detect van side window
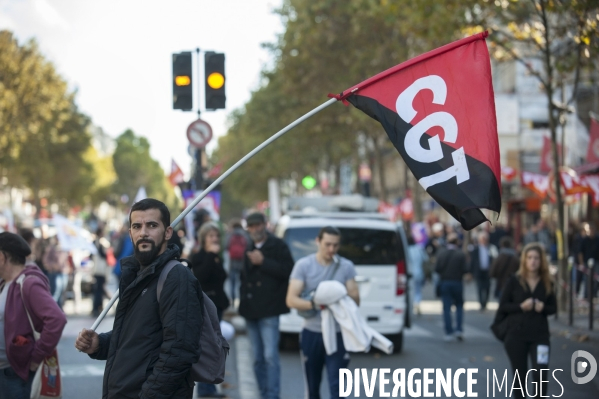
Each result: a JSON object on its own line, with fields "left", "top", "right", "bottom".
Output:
{"left": 284, "top": 227, "right": 403, "bottom": 265}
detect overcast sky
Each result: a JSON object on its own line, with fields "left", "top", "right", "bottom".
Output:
{"left": 0, "top": 0, "right": 284, "bottom": 177}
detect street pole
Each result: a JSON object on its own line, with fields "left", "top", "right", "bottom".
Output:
{"left": 90, "top": 97, "right": 339, "bottom": 331}
{"left": 194, "top": 48, "right": 203, "bottom": 191}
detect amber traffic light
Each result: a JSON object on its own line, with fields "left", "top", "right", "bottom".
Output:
{"left": 204, "top": 52, "right": 226, "bottom": 110}
{"left": 172, "top": 52, "right": 193, "bottom": 110}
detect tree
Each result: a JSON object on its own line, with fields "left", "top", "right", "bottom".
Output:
{"left": 112, "top": 129, "right": 179, "bottom": 212}
{"left": 213, "top": 0, "right": 475, "bottom": 207}
{"left": 0, "top": 30, "right": 100, "bottom": 213}
{"left": 468, "top": 0, "right": 599, "bottom": 311}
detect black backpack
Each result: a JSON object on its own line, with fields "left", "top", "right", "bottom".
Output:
{"left": 157, "top": 260, "right": 230, "bottom": 383}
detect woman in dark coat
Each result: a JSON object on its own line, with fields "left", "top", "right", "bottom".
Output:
{"left": 190, "top": 221, "right": 230, "bottom": 319}
{"left": 498, "top": 242, "right": 557, "bottom": 399}
{"left": 190, "top": 221, "right": 229, "bottom": 397}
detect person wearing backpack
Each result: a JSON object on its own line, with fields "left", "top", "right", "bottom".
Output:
{"left": 225, "top": 219, "right": 247, "bottom": 308}
{"left": 75, "top": 199, "right": 203, "bottom": 399}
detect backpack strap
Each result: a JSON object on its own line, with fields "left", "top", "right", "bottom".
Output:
{"left": 157, "top": 259, "right": 181, "bottom": 301}
{"left": 16, "top": 274, "right": 41, "bottom": 341}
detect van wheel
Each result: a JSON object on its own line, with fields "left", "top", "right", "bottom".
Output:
{"left": 389, "top": 332, "right": 403, "bottom": 354}
{"left": 279, "top": 333, "right": 299, "bottom": 351}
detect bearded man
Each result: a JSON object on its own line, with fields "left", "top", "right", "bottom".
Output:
{"left": 75, "top": 198, "right": 202, "bottom": 399}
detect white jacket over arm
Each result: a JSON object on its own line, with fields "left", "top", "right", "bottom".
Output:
{"left": 313, "top": 280, "right": 393, "bottom": 355}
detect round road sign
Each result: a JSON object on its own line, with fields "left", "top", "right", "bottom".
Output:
{"left": 187, "top": 118, "right": 213, "bottom": 149}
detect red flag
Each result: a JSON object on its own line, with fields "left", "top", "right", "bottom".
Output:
{"left": 398, "top": 198, "right": 414, "bottom": 221}
{"left": 521, "top": 172, "right": 549, "bottom": 198}
{"left": 540, "top": 135, "right": 562, "bottom": 173}
{"left": 587, "top": 116, "right": 599, "bottom": 163}
{"left": 501, "top": 166, "right": 518, "bottom": 181}
{"left": 206, "top": 162, "right": 224, "bottom": 178}
{"left": 583, "top": 174, "right": 599, "bottom": 206}
{"left": 335, "top": 32, "right": 500, "bottom": 230}
{"left": 560, "top": 170, "right": 593, "bottom": 196}
{"left": 168, "top": 159, "right": 184, "bottom": 187}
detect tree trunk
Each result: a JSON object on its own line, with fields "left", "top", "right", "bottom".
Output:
{"left": 372, "top": 135, "right": 388, "bottom": 201}
{"left": 541, "top": 1, "right": 568, "bottom": 313}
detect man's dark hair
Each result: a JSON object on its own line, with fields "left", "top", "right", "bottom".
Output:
{"left": 499, "top": 236, "right": 513, "bottom": 249}
{"left": 129, "top": 198, "right": 170, "bottom": 228}
{"left": 318, "top": 226, "right": 341, "bottom": 240}
{"left": 19, "top": 229, "right": 36, "bottom": 245}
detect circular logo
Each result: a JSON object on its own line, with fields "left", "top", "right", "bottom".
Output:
{"left": 571, "top": 350, "right": 598, "bottom": 384}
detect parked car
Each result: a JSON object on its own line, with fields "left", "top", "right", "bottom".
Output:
{"left": 274, "top": 211, "right": 410, "bottom": 353}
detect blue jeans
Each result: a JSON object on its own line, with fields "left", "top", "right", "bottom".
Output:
{"left": 228, "top": 262, "right": 242, "bottom": 305}
{"left": 246, "top": 316, "right": 281, "bottom": 399}
{"left": 440, "top": 281, "right": 463, "bottom": 335}
{"left": 300, "top": 330, "right": 350, "bottom": 399}
{"left": 0, "top": 367, "right": 34, "bottom": 399}
{"left": 51, "top": 272, "right": 69, "bottom": 308}
{"left": 476, "top": 271, "right": 490, "bottom": 310}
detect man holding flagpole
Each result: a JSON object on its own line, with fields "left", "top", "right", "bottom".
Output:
{"left": 75, "top": 199, "right": 203, "bottom": 399}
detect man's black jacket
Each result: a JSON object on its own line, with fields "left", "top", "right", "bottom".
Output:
{"left": 239, "top": 232, "right": 294, "bottom": 320}
{"left": 90, "top": 244, "right": 203, "bottom": 399}
{"left": 435, "top": 246, "right": 468, "bottom": 282}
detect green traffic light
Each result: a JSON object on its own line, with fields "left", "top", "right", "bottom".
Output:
{"left": 302, "top": 175, "right": 317, "bottom": 190}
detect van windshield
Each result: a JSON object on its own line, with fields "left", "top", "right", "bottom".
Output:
{"left": 283, "top": 227, "right": 402, "bottom": 265}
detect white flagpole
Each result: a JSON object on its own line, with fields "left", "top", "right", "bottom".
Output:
{"left": 89, "top": 97, "right": 338, "bottom": 331}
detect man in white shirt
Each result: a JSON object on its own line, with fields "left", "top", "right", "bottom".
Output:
{"left": 286, "top": 226, "right": 359, "bottom": 399}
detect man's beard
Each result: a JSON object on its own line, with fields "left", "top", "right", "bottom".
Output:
{"left": 250, "top": 229, "right": 266, "bottom": 243}
{"left": 134, "top": 238, "right": 163, "bottom": 266}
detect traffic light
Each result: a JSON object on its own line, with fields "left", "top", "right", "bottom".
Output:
{"left": 204, "top": 52, "right": 226, "bottom": 110}
{"left": 172, "top": 52, "right": 193, "bottom": 110}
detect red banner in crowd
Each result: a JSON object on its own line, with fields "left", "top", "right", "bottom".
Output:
{"left": 337, "top": 32, "right": 500, "bottom": 230}
{"left": 584, "top": 175, "right": 599, "bottom": 205}
{"left": 501, "top": 166, "right": 518, "bottom": 181}
{"left": 560, "top": 171, "right": 593, "bottom": 196}
{"left": 587, "top": 116, "right": 599, "bottom": 163}
{"left": 521, "top": 171, "right": 549, "bottom": 198}
{"left": 168, "top": 159, "right": 185, "bottom": 187}
{"left": 540, "top": 135, "right": 562, "bottom": 173}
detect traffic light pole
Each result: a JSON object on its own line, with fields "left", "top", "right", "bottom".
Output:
{"left": 194, "top": 47, "right": 203, "bottom": 191}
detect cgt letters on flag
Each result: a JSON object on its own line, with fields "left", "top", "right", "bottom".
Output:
{"left": 333, "top": 32, "right": 501, "bottom": 230}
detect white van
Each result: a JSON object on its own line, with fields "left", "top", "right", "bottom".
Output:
{"left": 275, "top": 211, "right": 410, "bottom": 353}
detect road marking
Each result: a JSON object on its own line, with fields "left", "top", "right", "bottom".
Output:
{"left": 60, "top": 363, "right": 106, "bottom": 377}
{"left": 404, "top": 324, "right": 434, "bottom": 337}
{"left": 236, "top": 335, "right": 260, "bottom": 399}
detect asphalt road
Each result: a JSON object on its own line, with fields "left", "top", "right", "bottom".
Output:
{"left": 56, "top": 281, "right": 599, "bottom": 399}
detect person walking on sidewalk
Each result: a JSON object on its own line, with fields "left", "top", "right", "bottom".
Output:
{"left": 0, "top": 232, "right": 67, "bottom": 399}
{"left": 469, "top": 231, "right": 497, "bottom": 312}
{"left": 239, "top": 212, "right": 294, "bottom": 399}
{"left": 499, "top": 243, "right": 556, "bottom": 399}
{"left": 225, "top": 219, "right": 248, "bottom": 308}
{"left": 286, "top": 226, "right": 359, "bottom": 399}
{"left": 75, "top": 198, "right": 203, "bottom": 399}
{"left": 490, "top": 237, "right": 519, "bottom": 300}
{"left": 190, "top": 221, "right": 229, "bottom": 398}
{"left": 435, "top": 233, "right": 469, "bottom": 342}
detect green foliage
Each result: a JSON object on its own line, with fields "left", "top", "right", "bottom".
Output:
{"left": 469, "top": 0, "right": 598, "bottom": 91}
{"left": 212, "top": 0, "right": 477, "bottom": 207}
{"left": 112, "top": 129, "right": 179, "bottom": 212}
{"left": 0, "top": 30, "right": 97, "bottom": 210}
